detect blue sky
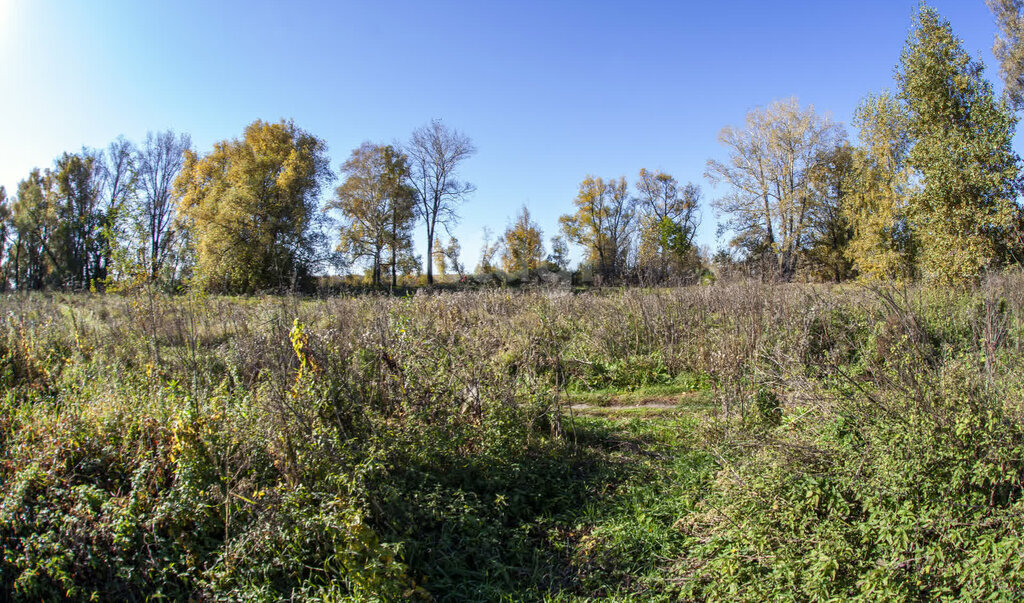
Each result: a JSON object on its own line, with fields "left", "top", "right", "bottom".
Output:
{"left": 0, "top": 0, "right": 1016, "bottom": 269}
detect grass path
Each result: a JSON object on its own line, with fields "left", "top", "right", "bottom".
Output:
{"left": 567, "top": 386, "right": 713, "bottom": 420}
{"left": 391, "top": 382, "right": 717, "bottom": 601}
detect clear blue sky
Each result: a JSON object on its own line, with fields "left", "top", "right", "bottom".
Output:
{"left": 0, "top": 0, "right": 1017, "bottom": 269}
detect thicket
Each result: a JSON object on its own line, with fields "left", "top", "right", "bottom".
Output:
{"left": 0, "top": 274, "right": 1023, "bottom": 600}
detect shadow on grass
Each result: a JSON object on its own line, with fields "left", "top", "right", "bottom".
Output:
{"left": 369, "top": 416, "right": 711, "bottom": 601}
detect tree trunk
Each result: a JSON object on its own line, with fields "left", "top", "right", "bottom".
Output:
{"left": 425, "top": 222, "right": 435, "bottom": 285}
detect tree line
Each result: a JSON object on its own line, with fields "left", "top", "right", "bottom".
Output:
{"left": 707, "top": 4, "right": 1024, "bottom": 283}
{"left": 1, "top": 3, "right": 1023, "bottom": 293}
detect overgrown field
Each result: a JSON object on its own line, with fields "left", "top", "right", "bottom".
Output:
{"left": 2, "top": 276, "right": 1024, "bottom": 601}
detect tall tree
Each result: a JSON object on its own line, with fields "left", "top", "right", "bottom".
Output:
{"left": 50, "top": 151, "right": 107, "bottom": 288}
{"left": 432, "top": 236, "right": 447, "bottom": 278}
{"left": 407, "top": 120, "right": 476, "bottom": 285}
{"left": 559, "top": 176, "right": 635, "bottom": 280}
{"left": 136, "top": 130, "right": 191, "bottom": 281}
{"left": 501, "top": 205, "right": 544, "bottom": 272}
{"left": 442, "top": 236, "right": 464, "bottom": 279}
{"left": 0, "top": 187, "right": 10, "bottom": 290}
{"left": 706, "top": 97, "right": 846, "bottom": 278}
{"left": 804, "top": 142, "right": 856, "bottom": 282}
{"left": 898, "top": 5, "right": 1022, "bottom": 280}
{"left": 174, "top": 119, "right": 332, "bottom": 293}
{"left": 329, "top": 143, "right": 416, "bottom": 288}
{"left": 95, "top": 137, "right": 139, "bottom": 286}
{"left": 9, "top": 170, "right": 54, "bottom": 289}
{"left": 634, "top": 170, "right": 701, "bottom": 281}
{"left": 988, "top": 0, "right": 1024, "bottom": 109}
{"left": 548, "top": 234, "right": 570, "bottom": 271}
{"left": 844, "top": 92, "right": 917, "bottom": 280}
{"left": 476, "top": 227, "right": 500, "bottom": 274}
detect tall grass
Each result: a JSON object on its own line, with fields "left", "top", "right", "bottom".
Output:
{"left": 1, "top": 275, "right": 1023, "bottom": 600}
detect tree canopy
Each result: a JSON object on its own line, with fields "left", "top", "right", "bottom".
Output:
{"left": 559, "top": 176, "right": 635, "bottom": 280}
{"left": 501, "top": 206, "right": 544, "bottom": 273}
{"left": 174, "top": 119, "right": 332, "bottom": 293}
{"left": 706, "top": 98, "right": 846, "bottom": 279}
{"left": 329, "top": 143, "right": 416, "bottom": 288}
{"left": 899, "top": 5, "right": 1022, "bottom": 280}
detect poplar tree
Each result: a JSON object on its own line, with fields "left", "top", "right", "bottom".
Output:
{"left": 136, "top": 131, "right": 191, "bottom": 281}
{"left": 634, "top": 170, "right": 701, "bottom": 281}
{"left": 407, "top": 120, "right": 476, "bottom": 285}
{"left": 706, "top": 98, "right": 845, "bottom": 279}
{"left": 844, "top": 92, "right": 917, "bottom": 280}
{"left": 898, "top": 5, "right": 1022, "bottom": 280}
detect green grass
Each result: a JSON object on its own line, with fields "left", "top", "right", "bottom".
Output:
{"left": 572, "top": 405, "right": 683, "bottom": 419}
{"left": 3, "top": 279, "right": 1024, "bottom": 600}
{"left": 370, "top": 414, "right": 712, "bottom": 601}
{"left": 567, "top": 372, "right": 711, "bottom": 405}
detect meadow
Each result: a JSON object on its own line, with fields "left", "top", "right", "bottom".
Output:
{"left": 2, "top": 276, "right": 1024, "bottom": 601}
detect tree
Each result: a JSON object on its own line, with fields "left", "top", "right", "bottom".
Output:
{"left": 634, "top": 170, "right": 701, "bottom": 281}
{"left": 501, "top": 205, "right": 544, "bottom": 272}
{"left": 136, "top": 130, "right": 191, "bottom": 281}
{"left": 50, "top": 151, "right": 108, "bottom": 289}
{"left": 898, "top": 5, "right": 1022, "bottom": 280}
{"left": 0, "top": 187, "right": 10, "bottom": 290}
{"left": 9, "top": 170, "right": 54, "bottom": 289}
{"left": 407, "top": 120, "right": 476, "bottom": 285}
{"left": 706, "top": 98, "right": 846, "bottom": 279}
{"left": 803, "top": 142, "right": 856, "bottom": 282}
{"left": 635, "top": 170, "right": 701, "bottom": 240}
{"left": 329, "top": 143, "right": 416, "bottom": 288}
{"left": 476, "top": 227, "right": 500, "bottom": 274}
{"left": 844, "top": 92, "right": 917, "bottom": 280}
{"left": 174, "top": 119, "right": 332, "bottom": 293}
{"left": 559, "top": 176, "right": 635, "bottom": 280}
{"left": 988, "top": 0, "right": 1024, "bottom": 109}
{"left": 432, "top": 236, "right": 447, "bottom": 278}
{"left": 96, "top": 137, "right": 139, "bottom": 286}
{"left": 548, "top": 234, "right": 570, "bottom": 270}
{"left": 443, "top": 236, "right": 464, "bottom": 279}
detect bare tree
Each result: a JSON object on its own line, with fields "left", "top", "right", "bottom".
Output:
{"left": 98, "top": 137, "right": 139, "bottom": 282}
{"left": 406, "top": 119, "right": 476, "bottom": 285}
{"left": 706, "top": 98, "right": 845, "bottom": 278}
{"left": 137, "top": 130, "right": 191, "bottom": 279}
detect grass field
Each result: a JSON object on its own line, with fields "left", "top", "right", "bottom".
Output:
{"left": 2, "top": 277, "right": 1024, "bottom": 600}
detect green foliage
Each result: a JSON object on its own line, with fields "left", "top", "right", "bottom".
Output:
{"left": 634, "top": 170, "right": 702, "bottom": 283}
{"left": 2, "top": 275, "right": 1024, "bottom": 600}
{"left": 574, "top": 353, "right": 674, "bottom": 391}
{"left": 754, "top": 388, "right": 781, "bottom": 426}
{"left": 898, "top": 5, "right": 1023, "bottom": 281}
{"left": 846, "top": 92, "right": 917, "bottom": 280}
{"left": 6, "top": 149, "right": 125, "bottom": 291}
